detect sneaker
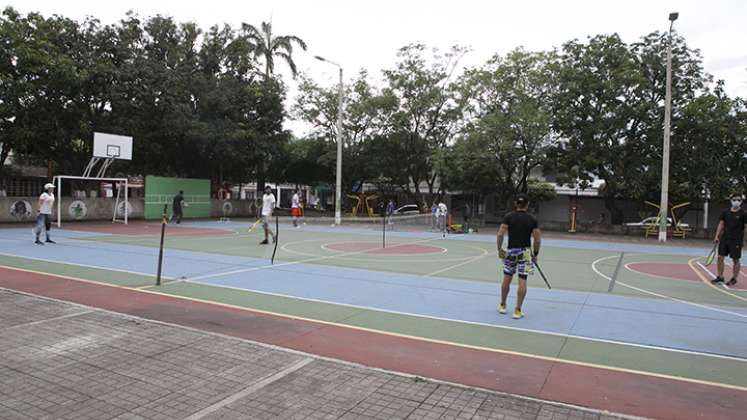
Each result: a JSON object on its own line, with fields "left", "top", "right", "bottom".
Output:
{"left": 727, "top": 278, "right": 738, "bottom": 286}
{"left": 35, "top": 240, "right": 44, "bottom": 245}
{"left": 711, "top": 277, "right": 725, "bottom": 284}
{"left": 45, "top": 239, "right": 56, "bottom": 244}
{"left": 259, "top": 239, "right": 269, "bottom": 245}
{"left": 498, "top": 304, "right": 506, "bottom": 314}
{"left": 512, "top": 309, "right": 524, "bottom": 319}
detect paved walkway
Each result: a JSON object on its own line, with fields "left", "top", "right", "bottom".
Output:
{"left": 0, "top": 289, "right": 632, "bottom": 420}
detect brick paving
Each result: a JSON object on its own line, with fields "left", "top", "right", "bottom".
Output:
{"left": 0, "top": 289, "right": 636, "bottom": 420}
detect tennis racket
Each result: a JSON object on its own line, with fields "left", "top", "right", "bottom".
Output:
{"left": 705, "top": 243, "right": 717, "bottom": 266}
{"left": 247, "top": 219, "right": 262, "bottom": 233}
{"left": 534, "top": 260, "right": 552, "bottom": 289}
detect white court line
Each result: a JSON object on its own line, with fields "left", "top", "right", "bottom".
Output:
{"left": 0, "top": 251, "right": 171, "bottom": 281}
{"left": 592, "top": 255, "right": 747, "bottom": 319}
{"left": 181, "top": 276, "right": 747, "bottom": 363}
{"left": 424, "top": 249, "right": 491, "bottom": 277}
{"left": 188, "top": 235, "right": 445, "bottom": 281}
{"left": 696, "top": 262, "right": 747, "bottom": 301}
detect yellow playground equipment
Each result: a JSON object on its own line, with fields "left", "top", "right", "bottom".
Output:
{"left": 347, "top": 192, "right": 379, "bottom": 217}
{"left": 643, "top": 201, "right": 692, "bottom": 239}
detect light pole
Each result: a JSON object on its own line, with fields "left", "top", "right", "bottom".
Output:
{"left": 315, "top": 55, "right": 344, "bottom": 225}
{"left": 658, "top": 12, "right": 678, "bottom": 242}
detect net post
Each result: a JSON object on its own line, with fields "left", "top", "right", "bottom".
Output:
{"left": 56, "top": 176, "right": 62, "bottom": 228}
{"left": 156, "top": 204, "right": 168, "bottom": 286}
{"left": 124, "top": 180, "right": 129, "bottom": 225}
{"left": 271, "top": 213, "right": 279, "bottom": 265}
{"left": 382, "top": 213, "right": 386, "bottom": 249}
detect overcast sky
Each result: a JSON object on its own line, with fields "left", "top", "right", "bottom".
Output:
{"left": 10, "top": 0, "right": 747, "bottom": 135}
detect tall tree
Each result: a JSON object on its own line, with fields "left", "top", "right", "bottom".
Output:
{"left": 241, "top": 21, "right": 307, "bottom": 81}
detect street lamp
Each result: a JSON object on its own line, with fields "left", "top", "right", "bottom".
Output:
{"left": 315, "top": 55, "right": 344, "bottom": 225}
{"left": 658, "top": 12, "right": 678, "bottom": 242}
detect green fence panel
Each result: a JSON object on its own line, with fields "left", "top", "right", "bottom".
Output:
{"left": 144, "top": 176, "right": 210, "bottom": 219}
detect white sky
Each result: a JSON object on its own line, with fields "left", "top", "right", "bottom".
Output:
{"left": 10, "top": 0, "right": 747, "bottom": 136}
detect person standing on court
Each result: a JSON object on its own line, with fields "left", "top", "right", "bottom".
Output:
{"left": 386, "top": 199, "right": 395, "bottom": 228}
{"left": 711, "top": 193, "right": 746, "bottom": 286}
{"left": 33, "top": 183, "right": 56, "bottom": 245}
{"left": 260, "top": 185, "right": 277, "bottom": 244}
{"left": 291, "top": 189, "right": 302, "bottom": 228}
{"left": 496, "top": 193, "right": 541, "bottom": 319}
{"left": 171, "top": 190, "right": 185, "bottom": 224}
{"left": 437, "top": 200, "right": 448, "bottom": 232}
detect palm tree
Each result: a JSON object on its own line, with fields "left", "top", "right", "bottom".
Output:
{"left": 241, "top": 21, "right": 307, "bottom": 81}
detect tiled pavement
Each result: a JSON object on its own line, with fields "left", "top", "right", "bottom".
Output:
{"left": 0, "top": 289, "right": 635, "bottom": 420}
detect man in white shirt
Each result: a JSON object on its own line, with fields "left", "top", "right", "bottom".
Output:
{"left": 437, "top": 200, "right": 448, "bottom": 232}
{"left": 291, "top": 189, "right": 301, "bottom": 228}
{"left": 34, "top": 183, "right": 56, "bottom": 245}
{"left": 260, "top": 185, "right": 277, "bottom": 244}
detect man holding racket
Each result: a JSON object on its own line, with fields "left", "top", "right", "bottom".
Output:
{"left": 496, "top": 194, "right": 541, "bottom": 319}
{"left": 260, "top": 185, "right": 277, "bottom": 245}
{"left": 711, "top": 193, "right": 746, "bottom": 286}
{"left": 291, "top": 189, "right": 301, "bottom": 228}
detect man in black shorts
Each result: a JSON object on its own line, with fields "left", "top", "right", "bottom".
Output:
{"left": 171, "top": 190, "right": 185, "bottom": 224}
{"left": 712, "top": 193, "right": 746, "bottom": 286}
{"left": 496, "top": 194, "right": 541, "bottom": 319}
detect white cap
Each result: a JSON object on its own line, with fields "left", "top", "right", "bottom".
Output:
{"left": 44, "top": 183, "right": 56, "bottom": 189}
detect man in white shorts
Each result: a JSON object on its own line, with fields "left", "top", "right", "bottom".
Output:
{"left": 437, "top": 200, "right": 448, "bottom": 232}
{"left": 34, "top": 183, "right": 56, "bottom": 245}
{"left": 260, "top": 185, "right": 277, "bottom": 244}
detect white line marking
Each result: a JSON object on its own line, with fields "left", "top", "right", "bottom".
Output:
{"left": 696, "top": 262, "right": 747, "bottom": 302}
{"left": 0, "top": 251, "right": 170, "bottom": 281}
{"left": 592, "top": 255, "right": 747, "bottom": 319}
{"left": 182, "top": 277, "right": 747, "bottom": 362}
{"left": 188, "top": 235, "right": 445, "bottom": 281}
{"left": 184, "top": 358, "right": 314, "bottom": 420}
{"left": 424, "top": 249, "right": 491, "bottom": 277}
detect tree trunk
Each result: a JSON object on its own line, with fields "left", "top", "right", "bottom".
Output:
{"left": 604, "top": 197, "right": 624, "bottom": 225}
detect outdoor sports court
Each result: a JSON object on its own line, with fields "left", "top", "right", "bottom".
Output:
{"left": 1, "top": 217, "right": 746, "bottom": 420}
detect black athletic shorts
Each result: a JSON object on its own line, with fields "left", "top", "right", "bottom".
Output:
{"left": 718, "top": 240, "right": 742, "bottom": 260}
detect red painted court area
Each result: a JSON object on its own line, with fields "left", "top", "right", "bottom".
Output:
{"left": 324, "top": 241, "right": 446, "bottom": 255}
{"left": 629, "top": 262, "right": 747, "bottom": 290}
{"left": 1, "top": 266, "right": 745, "bottom": 420}
{"left": 62, "top": 220, "right": 234, "bottom": 237}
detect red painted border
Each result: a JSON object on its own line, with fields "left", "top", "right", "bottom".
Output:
{"left": 0, "top": 267, "right": 744, "bottom": 420}
{"left": 59, "top": 221, "right": 233, "bottom": 237}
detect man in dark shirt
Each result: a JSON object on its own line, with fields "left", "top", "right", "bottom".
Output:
{"left": 712, "top": 193, "right": 746, "bottom": 286}
{"left": 496, "top": 194, "right": 541, "bottom": 319}
{"left": 171, "top": 190, "right": 185, "bottom": 224}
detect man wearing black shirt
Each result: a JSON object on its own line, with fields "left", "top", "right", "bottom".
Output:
{"left": 712, "top": 194, "right": 746, "bottom": 286}
{"left": 171, "top": 190, "right": 185, "bottom": 224}
{"left": 496, "top": 194, "right": 541, "bottom": 319}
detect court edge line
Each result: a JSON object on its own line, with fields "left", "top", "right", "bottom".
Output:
{"left": 691, "top": 260, "right": 747, "bottom": 303}
{"left": 178, "top": 276, "right": 747, "bottom": 362}
{"left": 591, "top": 255, "right": 747, "bottom": 319}
{"left": 0, "top": 251, "right": 172, "bottom": 282}
{"left": 188, "top": 235, "right": 446, "bottom": 281}
{"left": 1, "top": 264, "right": 746, "bottom": 393}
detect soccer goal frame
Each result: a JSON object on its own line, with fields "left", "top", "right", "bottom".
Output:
{"left": 52, "top": 175, "right": 129, "bottom": 227}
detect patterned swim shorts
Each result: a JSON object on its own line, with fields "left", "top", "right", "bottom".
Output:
{"left": 503, "top": 248, "right": 533, "bottom": 277}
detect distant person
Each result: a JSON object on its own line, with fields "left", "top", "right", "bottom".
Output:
{"left": 260, "top": 185, "right": 277, "bottom": 245}
{"left": 171, "top": 190, "right": 185, "bottom": 224}
{"left": 712, "top": 193, "right": 745, "bottom": 286}
{"left": 291, "top": 189, "right": 302, "bottom": 228}
{"left": 33, "top": 183, "right": 56, "bottom": 245}
{"left": 496, "top": 194, "right": 541, "bottom": 319}
{"left": 386, "top": 199, "right": 395, "bottom": 228}
{"left": 437, "top": 200, "right": 448, "bottom": 232}
{"left": 598, "top": 212, "right": 606, "bottom": 224}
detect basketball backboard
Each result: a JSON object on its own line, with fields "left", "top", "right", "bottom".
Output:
{"left": 93, "top": 132, "right": 133, "bottom": 160}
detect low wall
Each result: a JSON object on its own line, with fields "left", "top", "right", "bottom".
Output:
{"left": 1, "top": 197, "right": 145, "bottom": 223}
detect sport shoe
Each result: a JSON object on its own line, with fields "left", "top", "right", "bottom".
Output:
{"left": 727, "top": 278, "right": 738, "bottom": 286}
{"left": 45, "top": 239, "right": 56, "bottom": 244}
{"left": 498, "top": 304, "right": 506, "bottom": 314}
{"left": 259, "top": 239, "right": 269, "bottom": 245}
{"left": 512, "top": 309, "right": 524, "bottom": 319}
{"left": 35, "top": 240, "right": 44, "bottom": 245}
{"left": 711, "top": 277, "right": 725, "bottom": 284}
